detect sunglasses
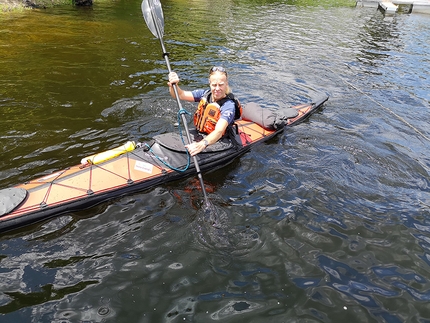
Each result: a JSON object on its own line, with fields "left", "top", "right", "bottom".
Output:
{"left": 209, "top": 66, "right": 227, "bottom": 75}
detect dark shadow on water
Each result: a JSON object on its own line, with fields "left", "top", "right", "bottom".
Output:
{"left": 192, "top": 197, "right": 261, "bottom": 259}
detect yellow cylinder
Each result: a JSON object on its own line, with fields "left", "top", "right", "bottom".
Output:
{"left": 81, "top": 141, "right": 136, "bottom": 165}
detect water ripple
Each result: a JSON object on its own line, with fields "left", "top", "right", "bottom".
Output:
{"left": 1, "top": 2, "right": 430, "bottom": 323}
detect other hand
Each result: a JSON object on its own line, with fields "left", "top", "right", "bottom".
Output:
{"left": 185, "top": 141, "right": 206, "bottom": 156}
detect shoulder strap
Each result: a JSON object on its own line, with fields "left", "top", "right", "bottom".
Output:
{"left": 224, "top": 93, "right": 242, "bottom": 120}
{"left": 202, "top": 90, "right": 212, "bottom": 102}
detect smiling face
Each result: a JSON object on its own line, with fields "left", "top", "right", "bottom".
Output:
{"left": 209, "top": 71, "right": 228, "bottom": 102}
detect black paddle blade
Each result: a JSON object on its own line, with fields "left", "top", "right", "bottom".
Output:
{"left": 141, "top": 0, "right": 164, "bottom": 39}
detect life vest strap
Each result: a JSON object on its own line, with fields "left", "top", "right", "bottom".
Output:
{"left": 194, "top": 91, "right": 243, "bottom": 134}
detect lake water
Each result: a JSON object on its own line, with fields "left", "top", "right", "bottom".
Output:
{"left": 0, "top": 0, "right": 429, "bottom": 322}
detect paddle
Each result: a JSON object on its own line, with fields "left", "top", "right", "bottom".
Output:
{"left": 141, "top": 0, "right": 210, "bottom": 208}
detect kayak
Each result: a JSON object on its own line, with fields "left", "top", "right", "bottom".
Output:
{"left": 0, "top": 96, "right": 328, "bottom": 233}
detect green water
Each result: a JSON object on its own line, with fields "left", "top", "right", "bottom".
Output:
{"left": 1, "top": 1, "right": 430, "bottom": 322}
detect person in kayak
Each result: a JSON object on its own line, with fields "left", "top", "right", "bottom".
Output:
{"left": 168, "top": 66, "right": 241, "bottom": 156}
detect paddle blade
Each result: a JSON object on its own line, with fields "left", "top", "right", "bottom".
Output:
{"left": 141, "top": 0, "right": 164, "bottom": 39}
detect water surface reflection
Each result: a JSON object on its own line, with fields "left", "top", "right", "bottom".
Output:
{"left": 1, "top": 1, "right": 430, "bottom": 322}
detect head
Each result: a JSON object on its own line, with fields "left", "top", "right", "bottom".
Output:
{"left": 208, "top": 66, "right": 231, "bottom": 101}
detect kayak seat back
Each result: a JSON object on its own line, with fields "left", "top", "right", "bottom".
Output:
{"left": 242, "top": 102, "right": 299, "bottom": 130}
{"left": 0, "top": 187, "right": 28, "bottom": 217}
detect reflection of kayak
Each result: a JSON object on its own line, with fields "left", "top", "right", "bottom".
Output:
{"left": 0, "top": 96, "right": 328, "bottom": 232}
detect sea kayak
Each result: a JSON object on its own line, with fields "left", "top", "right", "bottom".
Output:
{"left": 0, "top": 96, "right": 328, "bottom": 233}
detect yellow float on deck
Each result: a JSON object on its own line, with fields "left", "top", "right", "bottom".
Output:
{"left": 80, "top": 141, "right": 136, "bottom": 165}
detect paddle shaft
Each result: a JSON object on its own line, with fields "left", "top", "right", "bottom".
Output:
{"left": 147, "top": 0, "right": 209, "bottom": 205}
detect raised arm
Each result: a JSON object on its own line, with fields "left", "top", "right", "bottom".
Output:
{"left": 167, "top": 72, "right": 195, "bottom": 102}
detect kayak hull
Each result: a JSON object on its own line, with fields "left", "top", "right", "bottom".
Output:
{"left": 0, "top": 96, "right": 328, "bottom": 232}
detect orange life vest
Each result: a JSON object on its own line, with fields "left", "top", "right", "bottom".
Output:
{"left": 193, "top": 91, "right": 242, "bottom": 134}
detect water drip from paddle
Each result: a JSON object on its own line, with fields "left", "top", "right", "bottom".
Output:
{"left": 193, "top": 201, "right": 262, "bottom": 257}
{"left": 196, "top": 200, "right": 233, "bottom": 249}
{"left": 203, "top": 199, "right": 220, "bottom": 227}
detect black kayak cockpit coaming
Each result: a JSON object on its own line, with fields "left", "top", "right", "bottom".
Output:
{"left": 153, "top": 129, "right": 236, "bottom": 153}
{"left": 139, "top": 141, "right": 189, "bottom": 172}
{"left": 133, "top": 129, "right": 242, "bottom": 173}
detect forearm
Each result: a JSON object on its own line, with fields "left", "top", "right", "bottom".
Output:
{"left": 169, "top": 84, "right": 182, "bottom": 99}
{"left": 204, "top": 128, "right": 223, "bottom": 146}
{"left": 204, "top": 119, "right": 228, "bottom": 146}
{"left": 189, "top": 130, "right": 221, "bottom": 153}
{"left": 169, "top": 84, "right": 195, "bottom": 102}
{"left": 185, "top": 119, "right": 228, "bottom": 156}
